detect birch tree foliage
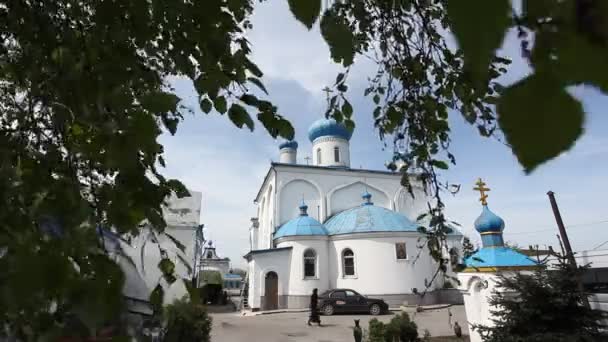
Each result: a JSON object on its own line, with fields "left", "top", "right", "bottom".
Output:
{"left": 0, "top": 0, "right": 292, "bottom": 338}
{"left": 287, "top": 0, "right": 608, "bottom": 289}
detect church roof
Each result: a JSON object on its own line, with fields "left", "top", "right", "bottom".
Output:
{"left": 278, "top": 140, "right": 298, "bottom": 150}
{"left": 308, "top": 118, "right": 353, "bottom": 142}
{"left": 274, "top": 200, "right": 329, "bottom": 239}
{"left": 324, "top": 193, "right": 420, "bottom": 235}
{"left": 463, "top": 247, "right": 538, "bottom": 269}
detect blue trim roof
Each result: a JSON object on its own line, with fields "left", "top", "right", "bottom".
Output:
{"left": 324, "top": 204, "right": 420, "bottom": 235}
{"left": 308, "top": 118, "right": 353, "bottom": 142}
{"left": 279, "top": 140, "right": 298, "bottom": 150}
{"left": 464, "top": 247, "right": 537, "bottom": 268}
{"left": 224, "top": 274, "right": 242, "bottom": 279}
{"left": 274, "top": 215, "right": 328, "bottom": 239}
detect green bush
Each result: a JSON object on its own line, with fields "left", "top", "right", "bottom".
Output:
{"left": 162, "top": 297, "right": 212, "bottom": 342}
{"left": 386, "top": 313, "right": 419, "bottom": 342}
{"left": 368, "top": 318, "right": 386, "bottom": 342}
{"left": 367, "top": 313, "right": 419, "bottom": 342}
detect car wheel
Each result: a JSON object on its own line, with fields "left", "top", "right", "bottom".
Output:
{"left": 322, "top": 304, "right": 334, "bottom": 316}
{"left": 369, "top": 303, "right": 381, "bottom": 316}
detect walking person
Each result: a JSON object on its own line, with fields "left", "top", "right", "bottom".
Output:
{"left": 307, "top": 288, "right": 322, "bottom": 326}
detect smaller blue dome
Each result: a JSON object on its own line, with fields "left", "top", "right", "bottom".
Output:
{"left": 362, "top": 191, "right": 373, "bottom": 205}
{"left": 279, "top": 140, "right": 298, "bottom": 150}
{"left": 474, "top": 205, "right": 505, "bottom": 234}
{"left": 308, "top": 118, "right": 353, "bottom": 142}
{"left": 274, "top": 201, "right": 328, "bottom": 239}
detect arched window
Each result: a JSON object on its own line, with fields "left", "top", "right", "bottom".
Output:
{"left": 316, "top": 148, "right": 322, "bottom": 164}
{"left": 334, "top": 146, "right": 340, "bottom": 162}
{"left": 304, "top": 249, "right": 317, "bottom": 278}
{"left": 342, "top": 249, "right": 355, "bottom": 276}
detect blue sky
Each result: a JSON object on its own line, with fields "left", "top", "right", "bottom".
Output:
{"left": 160, "top": 1, "right": 608, "bottom": 268}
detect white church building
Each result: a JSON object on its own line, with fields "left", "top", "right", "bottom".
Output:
{"left": 244, "top": 118, "right": 463, "bottom": 310}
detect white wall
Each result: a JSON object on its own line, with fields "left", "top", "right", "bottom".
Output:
{"left": 329, "top": 234, "right": 438, "bottom": 295}
{"left": 458, "top": 271, "right": 531, "bottom": 342}
{"left": 274, "top": 165, "right": 429, "bottom": 227}
{"left": 312, "top": 137, "right": 350, "bottom": 167}
{"left": 247, "top": 249, "right": 292, "bottom": 309}
{"left": 162, "top": 191, "right": 202, "bottom": 227}
{"left": 278, "top": 179, "right": 322, "bottom": 225}
{"left": 279, "top": 148, "right": 297, "bottom": 164}
{"left": 126, "top": 226, "right": 195, "bottom": 304}
{"left": 252, "top": 164, "right": 431, "bottom": 258}
{"left": 329, "top": 182, "right": 389, "bottom": 216}
{"left": 276, "top": 238, "right": 330, "bottom": 295}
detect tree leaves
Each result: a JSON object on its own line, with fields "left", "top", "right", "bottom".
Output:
{"left": 150, "top": 284, "right": 164, "bottom": 313}
{"left": 228, "top": 103, "right": 254, "bottom": 131}
{"left": 320, "top": 10, "right": 356, "bottom": 66}
{"left": 497, "top": 74, "right": 584, "bottom": 173}
{"left": 447, "top": 0, "right": 511, "bottom": 90}
{"left": 535, "top": 32, "right": 608, "bottom": 93}
{"left": 257, "top": 111, "right": 295, "bottom": 140}
{"left": 248, "top": 77, "right": 268, "bottom": 95}
{"left": 140, "top": 92, "right": 181, "bottom": 115}
{"left": 200, "top": 98, "right": 213, "bottom": 114}
{"left": 287, "top": 0, "right": 322, "bottom": 29}
{"left": 214, "top": 96, "right": 228, "bottom": 114}
{"left": 158, "top": 258, "right": 177, "bottom": 284}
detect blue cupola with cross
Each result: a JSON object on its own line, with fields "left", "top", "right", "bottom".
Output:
{"left": 273, "top": 199, "right": 328, "bottom": 240}
{"left": 462, "top": 179, "right": 537, "bottom": 271}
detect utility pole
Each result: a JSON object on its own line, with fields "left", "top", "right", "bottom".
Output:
{"left": 547, "top": 191, "right": 589, "bottom": 307}
{"left": 547, "top": 191, "right": 576, "bottom": 266}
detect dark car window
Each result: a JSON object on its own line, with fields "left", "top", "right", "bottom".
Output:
{"left": 331, "top": 291, "right": 346, "bottom": 299}
{"left": 345, "top": 290, "right": 358, "bottom": 297}
{"left": 320, "top": 290, "right": 332, "bottom": 297}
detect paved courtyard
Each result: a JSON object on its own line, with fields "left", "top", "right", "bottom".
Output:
{"left": 210, "top": 305, "right": 469, "bottom": 342}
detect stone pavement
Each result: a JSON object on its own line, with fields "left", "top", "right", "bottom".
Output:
{"left": 210, "top": 305, "right": 469, "bottom": 342}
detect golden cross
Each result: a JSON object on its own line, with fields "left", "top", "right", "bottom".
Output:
{"left": 473, "top": 178, "right": 490, "bottom": 206}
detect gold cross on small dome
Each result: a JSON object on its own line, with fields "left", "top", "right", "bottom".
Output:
{"left": 474, "top": 178, "right": 490, "bottom": 205}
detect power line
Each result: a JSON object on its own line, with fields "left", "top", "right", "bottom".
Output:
{"left": 504, "top": 219, "right": 608, "bottom": 236}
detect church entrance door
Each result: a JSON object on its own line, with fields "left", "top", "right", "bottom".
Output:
{"left": 264, "top": 271, "right": 279, "bottom": 310}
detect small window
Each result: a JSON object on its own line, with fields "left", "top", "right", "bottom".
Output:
{"left": 395, "top": 242, "right": 407, "bottom": 260}
{"left": 342, "top": 249, "right": 355, "bottom": 276}
{"left": 316, "top": 148, "right": 322, "bottom": 164}
{"left": 334, "top": 146, "right": 340, "bottom": 162}
{"left": 345, "top": 290, "right": 358, "bottom": 297}
{"left": 332, "top": 291, "right": 346, "bottom": 299}
{"left": 304, "top": 249, "right": 316, "bottom": 278}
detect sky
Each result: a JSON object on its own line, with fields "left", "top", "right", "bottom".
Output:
{"left": 159, "top": 1, "right": 608, "bottom": 269}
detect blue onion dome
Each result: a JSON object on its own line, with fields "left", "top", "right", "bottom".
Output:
{"left": 279, "top": 140, "right": 298, "bottom": 150}
{"left": 308, "top": 118, "right": 353, "bottom": 142}
{"left": 324, "top": 192, "right": 418, "bottom": 235}
{"left": 362, "top": 190, "right": 373, "bottom": 205}
{"left": 274, "top": 200, "right": 328, "bottom": 239}
{"left": 474, "top": 205, "right": 505, "bottom": 234}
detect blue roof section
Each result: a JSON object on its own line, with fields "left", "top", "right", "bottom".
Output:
{"left": 224, "top": 273, "right": 242, "bottom": 279}
{"left": 464, "top": 247, "right": 537, "bottom": 269}
{"left": 474, "top": 205, "right": 505, "bottom": 234}
{"left": 308, "top": 118, "right": 353, "bottom": 142}
{"left": 279, "top": 140, "right": 298, "bottom": 150}
{"left": 324, "top": 204, "right": 420, "bottom": 235}
{"left": 274, "top": 215, "right": 329, "bottom": 239}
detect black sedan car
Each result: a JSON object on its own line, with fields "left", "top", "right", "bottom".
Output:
{"left": 318, "top": 289, "right": 388, "bottom": 316}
